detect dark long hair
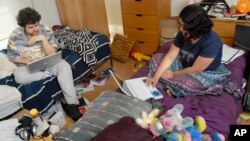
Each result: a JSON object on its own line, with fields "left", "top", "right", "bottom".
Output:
{"left": 179, "top": 4, "right": 213, "bottom": 39}
{"left": 17, "top": 7, "right": 41, "bottom": 27}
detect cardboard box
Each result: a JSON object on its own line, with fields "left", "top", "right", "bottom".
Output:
{"left": 160, "top": 19, "right": 178, "bottom": 46}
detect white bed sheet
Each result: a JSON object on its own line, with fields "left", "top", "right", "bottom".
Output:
{"left": 0, "top": 85, "right": 22, "bottom": 119}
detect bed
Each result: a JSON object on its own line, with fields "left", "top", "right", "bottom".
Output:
{"left": 55, "top": 41, "right": 249, "bottom": 141}
{"left": 132, "top": 40, "right": 249, "bottom": 138}
{"left": 0, "top": 31, "right": 111, "bottom": 119}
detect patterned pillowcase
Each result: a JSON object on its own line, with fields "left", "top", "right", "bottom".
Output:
{"left": 54, "top": 28, "right": 98, "bottom": 66}
{"left": 111, "top": 34, "right": 135, "bottom": 63}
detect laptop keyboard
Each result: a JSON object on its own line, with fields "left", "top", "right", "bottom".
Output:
{"left": 128, "top": 79, "right": 151, "bottom": 100}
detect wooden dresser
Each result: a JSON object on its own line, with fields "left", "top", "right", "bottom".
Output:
{"left": 120, "top": 0, "right": 170, "bottom": 55}
{"left": 211, "top": 18, "right": 250, "bottom": 46}
{"left": 56, "top": 0, "right": 109, "bottom": 37}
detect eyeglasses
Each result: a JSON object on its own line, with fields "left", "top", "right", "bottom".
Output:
{"left": 26, "top": 23, "right": 40, "bottom": 30}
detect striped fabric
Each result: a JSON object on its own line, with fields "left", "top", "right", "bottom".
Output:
{"left": 111, "top": 34, "right": 135, "bottom": 63}
{"left": 56, "top": 90, "right": 152, "bottom": 141}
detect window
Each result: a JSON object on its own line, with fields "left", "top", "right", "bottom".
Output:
{"left": 0, "top": 0, "right": 32, "bottom": 50}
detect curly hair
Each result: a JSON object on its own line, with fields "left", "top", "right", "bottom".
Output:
{"left": 179, "top": 4, "right": 213, "bottom": 39}
{"left": 17, "top": 7, "right": 41, "bottom": 27}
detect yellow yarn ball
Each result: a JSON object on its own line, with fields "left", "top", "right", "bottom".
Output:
{"left": 194, "top": 116, "right": 207, "bottom": 132}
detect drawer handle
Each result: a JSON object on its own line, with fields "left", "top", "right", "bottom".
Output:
{"left": 138, "top": 41, "right": 144, "bottom": 44}
{"left": 135, "top": 0, "right": 141, "bottom": 2}
{"left": 136, "top": 14, "right": 143, "bottom": 17}
{"left": 137, "top": 28, "right": 144, "bottom": 30}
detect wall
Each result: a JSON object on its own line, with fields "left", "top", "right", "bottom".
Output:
{"left": 32, "top": 0, "right": 61, "bottom": 27}
{"left": 171, "top": 0, "right": 187, "bottom": 17}
{"left": 0, "top": 0, "right": 61, "bottom": 50}
{"left": 104, "top": 0, "right": 124, "bottom": 40}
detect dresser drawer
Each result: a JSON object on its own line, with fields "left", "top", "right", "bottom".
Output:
{"left": 220, "top": 37, "right": 233, "bottom": 46}
{"left": 122, "top": 14, "right": 158, "bottom": 29}
{"left": 124, "top": 27, "right": 158, "bottom": 43}
{"left": 121, "top": 0, "right": 157, "bottom": 15}
{"left": 212, "top": 20, "right": 236, "bottom": 38}
{"left": 132, "top": 42, "right": 159, "bottom": 55}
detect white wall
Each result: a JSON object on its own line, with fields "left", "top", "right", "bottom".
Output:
{"left": 171, "top": 0, "right": 187, "bottom": 17}
{"left": 0, "top": 0, "right": 61, "bottom": 50}
{"left": 32, "top": 0, "right": 61, "bottom": 27}
{"left": 105, "top": 0, "right": 124, "bottom": 40}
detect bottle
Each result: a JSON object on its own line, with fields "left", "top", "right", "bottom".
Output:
{"left": 29, "top": 108, "right": 43, "bottom": 127}
{"left": 29, "top": 108, "right": 50, "bottom": 136}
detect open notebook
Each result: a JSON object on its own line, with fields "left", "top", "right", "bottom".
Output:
{"left": 109, "top": 69, "right": 163, "bottom": 101}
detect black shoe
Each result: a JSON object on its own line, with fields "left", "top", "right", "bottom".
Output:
{"left": 62, "top": 103, "right": 83, "bottom": 121}
{"left": 78, "top": 97, "right": 87, "bottom": 107}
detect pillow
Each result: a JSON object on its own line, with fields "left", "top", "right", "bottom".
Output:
{"left": 54, "top": 28, "right": 98, "bottom": 66}
{"left": 90, "top": 116, "right": 164, "bottom": 141}
{"left": 0, "top": 85, "right": 21, "bottom": 105}
{"left": 111, "top": 34, "right": 135, "bottom": 63}
{"left": 0, "top": 52, "right": 17, "bottom": 79}
{"left": 57, "top": 90, "right": 152, "bottom": 141}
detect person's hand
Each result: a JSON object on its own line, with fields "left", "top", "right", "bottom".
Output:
{"left": 27, "top": 35, "right": 46, "bottom": 46}
{"left": 146, "top": 76, "right": 159, "bottom": 87}
{"left": 162, "top": 70, "right": 174, "bottom": 79}
{"left": 26, "top": 58, "right": 35, "bottom": 64}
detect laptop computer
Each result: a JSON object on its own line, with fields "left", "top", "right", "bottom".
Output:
{"left": 109, "top": 69, "right": 163, "bottom": 101}
{"left": 27, "top": 51, "right": 62, "bottom": 73}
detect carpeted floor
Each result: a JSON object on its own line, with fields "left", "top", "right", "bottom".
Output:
{"left": 81, "top": 57, "right": 143, "bottom": 102}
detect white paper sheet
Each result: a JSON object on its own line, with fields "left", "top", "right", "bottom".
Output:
{"left": 221, "top": 44, "right": 245, "bottom": 64}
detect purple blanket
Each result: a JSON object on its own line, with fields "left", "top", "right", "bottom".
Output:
{"left": 132, "top": 41, "right": 247, "bottom": 137}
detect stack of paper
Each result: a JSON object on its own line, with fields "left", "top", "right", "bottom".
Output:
{"left": 221, "top": 44, "right": 245, "bottom": 64}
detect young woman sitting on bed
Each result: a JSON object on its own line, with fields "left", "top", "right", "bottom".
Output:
{"left": 146, "top": 4, "right": 241, "bottom": 97}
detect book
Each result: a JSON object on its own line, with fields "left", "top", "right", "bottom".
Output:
{"left": 224, "top": 11, "right": 247, "bottom": 18}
